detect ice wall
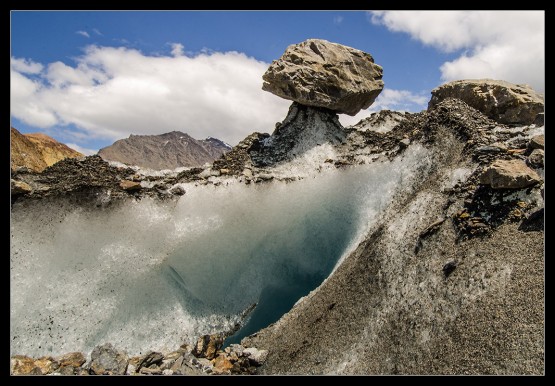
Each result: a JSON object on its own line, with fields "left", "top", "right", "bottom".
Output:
{"left": 11, "top": 145, "right": 430, "bottom": 357}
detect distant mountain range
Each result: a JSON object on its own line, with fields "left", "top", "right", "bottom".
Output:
{"left": 98, "top": 131, "right": 231, "bottom": 170}
{"left": 10, "top": 127, "right": 83, "bottom": 172}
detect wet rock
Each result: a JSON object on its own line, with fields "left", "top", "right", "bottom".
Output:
{"left": 480, "top": 159, "right": 541, "bottom": 189}
{"left": 11, "top": 179, "right": 32, "bottom": 195}
{"left": 119, "top": 179, "right": 142, "bottom": 191}
{"left": 262, "top": 39, "right": 383, "bottom": 115}
{"left": 528, "top": 135, "right": 544, "bottom": 150}
{"left": 89, "top": 343, "right": 128, "bottom": 375}
{"left": 192, "top": 334, "right": 224, "bottom": 360}
{"left": 243, "top": 347, "right": 269, "bottom": 365}
{"left": 429, "top": 79, "right": 544, "bottom": 125}
{"left": 527, "top": 149, "right": 544, "bottom": 168}
{"left": 10, "top": 355, "right": 42, "bottom": 375}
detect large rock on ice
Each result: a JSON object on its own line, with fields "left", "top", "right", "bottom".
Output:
{"left": 480, "top": 159, "right": 542, "bottom": 189}
{"left": 262, "top": 39, "right": 384, "bottom": 115}
{"left": 429, "top": 79, "right": 544, "bottom": 125}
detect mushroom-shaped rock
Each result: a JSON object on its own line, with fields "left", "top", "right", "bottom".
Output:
{"left": 429, "top": 79, "right": 544, "bottom": 125}
{"left": 262, "top": 39, "right": 384, "bottom": 116}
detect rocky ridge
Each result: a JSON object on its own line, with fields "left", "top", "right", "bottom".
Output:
{"left": 98, "top": 131, "right": 231, "bottom": 170}
{"left": 11, "top": 127, "right": 83, "bottom": 172}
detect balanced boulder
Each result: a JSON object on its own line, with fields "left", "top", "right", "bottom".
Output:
{"left": 429, "top": 79, "right": 544, "bottom": 125}
{"left": 262, "top": 39, "right": 384, "bottom": 115}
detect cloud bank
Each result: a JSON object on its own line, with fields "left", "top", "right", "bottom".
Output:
{"left": 370, "top": 11, "right": 545, "bottom": 92}
{"left": 11, "top": 46, "right": 290, "bottom": 147}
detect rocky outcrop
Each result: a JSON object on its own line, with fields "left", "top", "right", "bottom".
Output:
{"left": 98, "top": 131, "right": 231, "bottom": 170}
{"left": 250, "top": 102, "right": 346, "bottom": 166}
{"left": 480, "top": 159, "right": 541, "bottom": 189}
{"left": 429, "top": 79, "right": 544, "bottom": 125}
{"left": 528, "top": 135, "right": 544, "bottom": 150}
{"left": 11, "top": 127, "right": 82, "bottom": 172}
{"left": 262, "top": 39, "right": 384, "bottom": 115}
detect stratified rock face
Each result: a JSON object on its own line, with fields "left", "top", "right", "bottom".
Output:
{"left": 11, "top": 127, "right": 83, "bottom": 172}
{"left": 429, "top": 79, "right": 544, "bottom": 125}
{"left": 98, "top": 131, "right": 231, "bottom": 170}
{"left": 480, "top": 159, "right": 541, "bottom": 189}
{"left": 262, "top": 39, "right": 384, "bottom": 116}
{"left": 250, "top": 102, "right": 346, "bottom": 166}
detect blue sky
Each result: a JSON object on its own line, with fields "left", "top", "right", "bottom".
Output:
{"left": 10, "top": 11, "right": 545, "bottom": 154}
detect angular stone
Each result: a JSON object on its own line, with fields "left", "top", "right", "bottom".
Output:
{"left": 34, "top": 356, "right": 59, "bottom": 374}
{"left": 529, "top": 135, "right": 544, "bottom": 150}
{"left": 137, "top": 351, "right": 163, "bottom": 371}
{"left": 527, "top": 149, "right": 544, "bottom": 168}
{"left": 11, "top": 179, "right": 32, "bottom": 195}
{"left": 480, "top": 159, "right": 542, "bottom": 189}
{"left": 429, "top": 79, "right": 544, "bottom": 125}
{"left": 212, "top": 354, "right": 233, "bottom": 375}
{"left": 57, "top": 352, "right": 86, "bottom": 368}
{"left": 119, "top": 179, "right": 142, "bottom": 191}
{"left": 10, "top": 355, "right": 42, "bottom": 375}
{"left": 192, "top": 334, "right": 224, "bottom": 360}
{"left": 89, "top": 343, "right": 128, "bottom": 375}
{"left": 262, "top": 39, "right": 384, "bottom": 115}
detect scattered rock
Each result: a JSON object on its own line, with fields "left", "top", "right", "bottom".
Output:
{"left": 528, "top": 135, "right": 544, "bottom": 150}
{"left": 527, "top": 149, "right": 544, "bottom": 168}
{"left": 192, "top": 334, "right": 224, "bottom": 360}
{"left": 11, "top": 179, "right": 32, "bottom": 195}
{"left": 429, "top": 79, "right": 544, "bottom": 125}
{"left": 480, "top": 159, "right": 542, "bottom": 189}
{"left": 168, "top": 185, "right": 186, "bottom": 196}
{"left": 262, "top": 39, "right": 384, "bottom": 115}
{"left": 89, "top": 343, "right": 128, "bottom": 375}
{"left": 119, "top": 179, "right": 142, "bottom": 191}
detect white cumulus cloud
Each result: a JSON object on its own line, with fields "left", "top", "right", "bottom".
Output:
{"left": 65, "top": 143, "right": 97, "bottom": 156}
{"left": 339, "top": 88, "right": 427, "bottom": 127}
{"left": 10, "top": 46, "right": 291, "bottom": 147}
{"left": 170, "top": 43, "right": 185, "bottom": 57}
{"left": 370, "top": 11, "right": 545, "bottom": 92}
{"left": 76, "top": 30, "right": 90, "bottom": 38}
{"left": 11, "top": 57, "right": 43, "bottom": 74}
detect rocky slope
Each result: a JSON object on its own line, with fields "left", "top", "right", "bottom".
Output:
{"left": 98, "top": 131, "right": 231, "bottom": 170}
{"left": 10, "top": 127, "right": 83, "bottom": 172}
